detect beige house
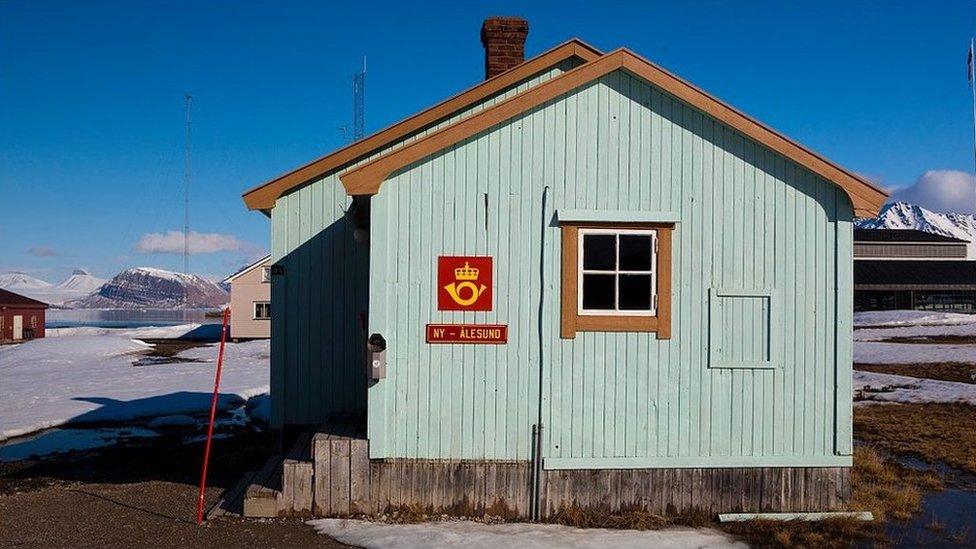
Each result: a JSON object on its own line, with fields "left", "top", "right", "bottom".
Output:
{"left": 224, "top": 255, "right": 271, "bottom": 339}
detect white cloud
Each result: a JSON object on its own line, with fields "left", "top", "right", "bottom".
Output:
{"left": 888, "top": 170, "right": 976, "bottom": 215}
{"left": 134, "top": 231, "right": 261, "bottom": 255}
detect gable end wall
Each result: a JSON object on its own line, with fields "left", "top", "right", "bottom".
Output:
{"left": 367, "top": 69, "right": 853, "bottom": 467}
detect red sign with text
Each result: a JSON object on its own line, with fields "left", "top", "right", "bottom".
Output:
{"left": 426, "top": 324, "right": 508, "bottom": 344}
{"left": 437, "top": 256, "right": 492, "bottom": 311}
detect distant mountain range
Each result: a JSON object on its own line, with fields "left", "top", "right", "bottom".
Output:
{"left": 0, "top": 267, "right": 227, "bottom": 309}
{"left": 68, "top": 268, "right": 228, "bottom": 309}
{"left": 856, "top": 201, "right": 976, "bottom": 256}
{"left": 0, "top": 269, "right": 106, "bottom": 306}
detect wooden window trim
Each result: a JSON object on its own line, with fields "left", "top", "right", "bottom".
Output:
{"left": 561, "top": 222, "right": 672, "bottom": 339}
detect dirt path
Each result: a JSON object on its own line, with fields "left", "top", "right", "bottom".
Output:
{"left": 0, "top": 429, "right": 348, "bottom": 549}
{"left": 1, "top": 482, "right": 345, "bottom": 548}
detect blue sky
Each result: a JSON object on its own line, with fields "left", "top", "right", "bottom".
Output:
{"left": 2, "top": 0, "right": 975, "bottom": 282}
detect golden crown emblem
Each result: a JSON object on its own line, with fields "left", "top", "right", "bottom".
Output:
{"left": 454, "top": 262, "right": 479, "bottom": 281}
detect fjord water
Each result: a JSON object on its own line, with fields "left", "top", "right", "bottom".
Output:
{"left": 46, "top": 309, "right": 213, "bottom": 329}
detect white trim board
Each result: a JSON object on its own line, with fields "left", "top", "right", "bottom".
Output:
{"left": 556, "top": 209, "right": 679, "bottom": 224}
{"left": 544, "top": 455, "right": 852, "bottom": 470}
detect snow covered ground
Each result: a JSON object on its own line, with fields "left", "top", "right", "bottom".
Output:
{"left": 853, "top": 342, "right": 976, "bottom": 365}
{"left": 0, "top": 335, "right": 268, "bottom": 441}
{"left": 309, "top": 519, "right": 746, "bottom": 549}
{"left": 853, "top": 310, "right": 976, "bottom": 365}
{"left": 854, "top": 370, "right": 976, "bottom": 405}
{"left": 852, "top": 309, "right": 976, "bottom": 404}
{"left": 46, "top": 322, "right": 221, "bottom": 340}
{"left": 854, "top": 310, "right": 976, "bottom": 328}
{"left": 855, "top": 322, "right": 976, "bottom": 342}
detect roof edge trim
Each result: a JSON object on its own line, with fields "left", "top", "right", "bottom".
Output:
{"left": 241, "top": 38, "right": 602, "bottom": 210}
{"left": 340, "top": 48, "right": 888, "bottom": 217}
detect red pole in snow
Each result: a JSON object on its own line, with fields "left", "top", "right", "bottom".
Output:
{"left": 196, "top": 307, "right": 230, "bottom": 525}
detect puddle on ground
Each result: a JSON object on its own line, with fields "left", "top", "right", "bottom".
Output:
{"left": 0, "top": 427, "right": 157, "bottom": 461}
{"left": 131, "top": 355, "right": 205, "bottom": 367}
{"left": 879, "top": 454, "right": 976, "bottom": 547}
{"left": 884, "top": 488, "right": 976, "bottom": 547}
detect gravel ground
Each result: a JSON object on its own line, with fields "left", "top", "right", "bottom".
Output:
{"left": 0, "top": 428, "right": 348, "bottom": 549}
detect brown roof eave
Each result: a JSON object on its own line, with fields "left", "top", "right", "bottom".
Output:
{"left": 241, "top": 38, "right": 602, "bottom": 211}
{"left": 339, "top": 48, "right": 888, "bottom": 217}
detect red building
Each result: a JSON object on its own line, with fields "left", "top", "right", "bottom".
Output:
{"left": 0, "top": 288, "right": 48, "bottom": 341}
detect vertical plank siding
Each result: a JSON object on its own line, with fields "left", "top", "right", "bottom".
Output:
{"left": 270, "top": 59, "right": 587, "bottom": 428}
{"left": 369, "top": 69, "right": 853, "bottom": 467}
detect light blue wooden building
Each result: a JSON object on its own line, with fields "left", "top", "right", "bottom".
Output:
{"left": 241, "top": 19, "right": 887, "bottom": 518}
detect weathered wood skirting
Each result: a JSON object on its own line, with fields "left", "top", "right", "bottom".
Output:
{"left": 366, "top": 460, "right": 849, "bottom": 518}
{"left": 242, "top": 427, "right": 850, "bottom": 519}
{"left": 540, "top": 466, "right": 849, "bottom": 516}
{"left": 369, "top": 460, "right": 533, "bottom": 517}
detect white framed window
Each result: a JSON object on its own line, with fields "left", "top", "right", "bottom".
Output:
{"left": 253, "top": 301, "right": 271, "bottom": 320}
{"left": 261, "top": 266, "right": 272, "bottom": 283}
{"left": 577, "top": 228, "right": 657, "bottom": 316}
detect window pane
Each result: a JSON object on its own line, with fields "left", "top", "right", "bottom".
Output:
{"left": 582, "top": 274, "right": 616, "bottom": 310}
{"left": 619, "top": 234, "right": 653, "bottom": 271}
{"left": 619, "top": 274, "right": 653, "bottom": 310}
{"left": 582, "top": 234, "right": 616, "bottom": 270}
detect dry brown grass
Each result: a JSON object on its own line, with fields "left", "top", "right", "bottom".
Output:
{"left": 850, "top": 446, "right": 941, "bottom": 522}
{"left": 855, "top": 403, "right": 976, "bottom": 475}
{"left": 722, "top": 446, "right": 940, "bottom": 548}
{"left": 855, "top": 362, "right": 976, "bottom": 384}
{"left": 721, "top": 516, "right": 868, "bottom": 549}
{"left": 547, "top": 505, "right": 711, "bottom": 530}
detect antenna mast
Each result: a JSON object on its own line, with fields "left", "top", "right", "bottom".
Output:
{"left": 353, "top": 55, "right": 366, "bottom": 140}
{"left": 183, "top": 94, "right": 192, "bottom": 274}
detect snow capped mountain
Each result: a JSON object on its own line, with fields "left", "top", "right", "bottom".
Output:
{"left": 68, "top": 267, "right": 228, "bottom": 309}
{"left": 0, "top": 269, "right": 107, "bottom": 305}
{"left": 56, "top": 269, "right": 106, "bottom": 293}
{"left": 857, "top": 201, "right": 976, "bottom": 257}
{"left": 0, "top": 272, "right": 53, "bottom": 290}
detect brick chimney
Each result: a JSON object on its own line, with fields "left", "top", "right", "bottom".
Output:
{"left": 480, "top": 17, "right": 529, "bottom": 79}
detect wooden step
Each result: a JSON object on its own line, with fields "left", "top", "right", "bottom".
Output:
{"left": 208, "top": 469, "right": 257, "bottom": 519}
{"left": 243, "top": 454, "right": 283, "bottom": 518}
{"left": 313, "top": 423, "right": 369, "bottom": 516}
{"left": 279, "top": 431, "right": 314, "bottom": 515}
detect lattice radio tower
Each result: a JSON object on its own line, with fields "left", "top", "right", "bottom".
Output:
{"left": 353, "top": 55, "right": 366, "bottom": 140}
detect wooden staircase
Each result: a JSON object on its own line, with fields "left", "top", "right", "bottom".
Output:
{"left": 241, "top": 423, "right": 367, "bottom": 517}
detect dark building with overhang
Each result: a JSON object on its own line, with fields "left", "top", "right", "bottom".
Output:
{"left": 0, "top": 288, "right": 47, "bottom": 341}
{"left": 854, "top": 229, "right": 975, "bottom": 311}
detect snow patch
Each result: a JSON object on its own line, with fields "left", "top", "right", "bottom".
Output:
{"left": 0, "top": 336, "right": 268, "bottom": 441}
{"left": 854, "top": 371, "right": 976, "bottom": 405}
{"left": 855, "top": 323, "right": 976, "bottom": 342}
{"left": 853, "top": 342, "right": 976, "bottom": 365}
{"left": 46, "top": 323, "right": 221, "bottom": 340}
{"left": 308, "top": 519, "right": 746, "bottom": 549}
{"left": 854, "top": 310, "right": 976, "bottom": 328}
